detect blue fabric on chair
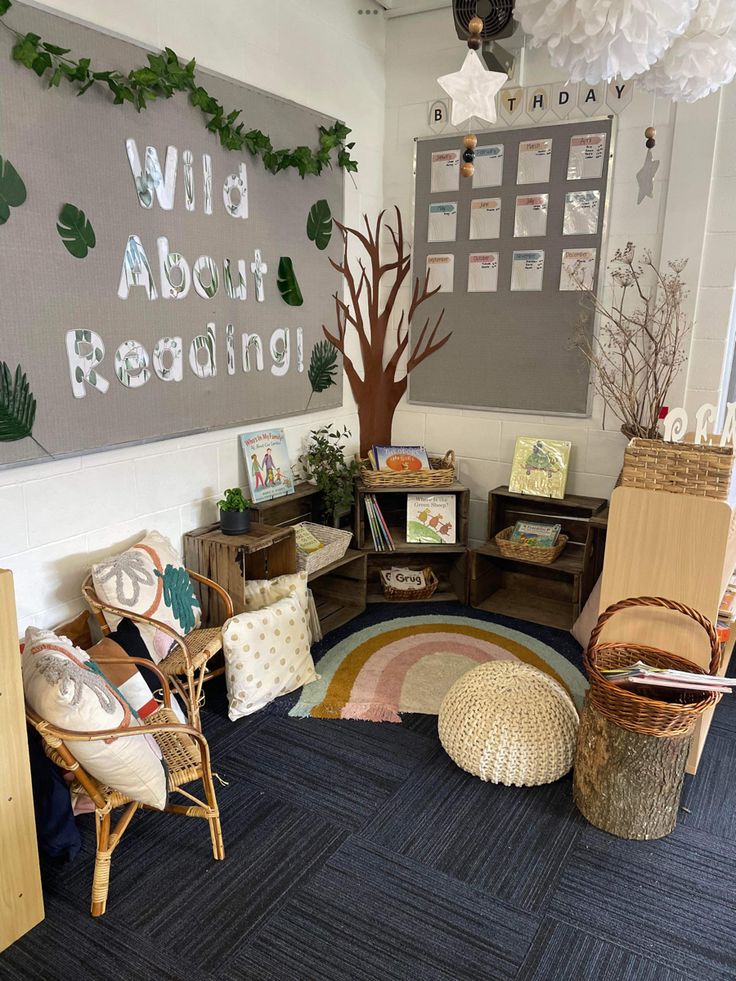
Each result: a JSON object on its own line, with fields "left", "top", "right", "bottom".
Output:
{"left": 27, "top": 725, "right": 81, "bottom": 863}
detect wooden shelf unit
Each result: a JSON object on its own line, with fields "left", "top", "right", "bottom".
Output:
{"left": 308, "top": 549, "right": 367, "bottom": 634}
{"left": 354, "top": 480, "right": 470, "bottom": 604}
{"left": 470, "top": 486, "right": 608, "bottom": 630}
{"left": 599, "top": 486, "right": 736, "bottom": 774}
{"left": 248, "top": 482, "right": 322, "bottom": 527}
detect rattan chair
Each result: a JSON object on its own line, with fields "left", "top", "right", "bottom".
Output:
{"left": 26, "top": 653, "right": 224, "bottom": 917}
{"left": 82, "top": 569, "right": 233, "bottom": 729}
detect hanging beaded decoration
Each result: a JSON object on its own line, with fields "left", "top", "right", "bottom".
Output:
{"left": 460, "top": 15, "right": 484, "bottom": 178}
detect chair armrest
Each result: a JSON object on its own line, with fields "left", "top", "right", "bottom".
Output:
{"left": 90, "top": 653, "right": 172, "bottom": 707}
{"left": 80, "top": 597, "right": 195, "bottom": 672}
{"left": 187, "top": 568, "right": 235, "bottom": 620}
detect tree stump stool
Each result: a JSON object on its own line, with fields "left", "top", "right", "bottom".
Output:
{"left": 573, "top": 693, "right": 691, "bottom": 840}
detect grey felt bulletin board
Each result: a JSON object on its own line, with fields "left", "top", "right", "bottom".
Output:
{"left": 409, "top": 117, "right": 613, "bottom": 415}
{"left": 0, "top": 2, "right": 343, "bottom": 469}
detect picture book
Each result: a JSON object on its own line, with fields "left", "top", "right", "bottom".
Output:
{"left": 406, "top": 494, "right": 456, "bottom": 544}
{"left": 510, "top": 520, "right": 561, "bottom": 547}
{"left": 508, "top": 437, "right": 572, "bottom": 500}
{"left": 240, "top": 428, "right": 295, "bottom": 504}
{"left": 373, "top": 445, "right": 430, "bottom": 472}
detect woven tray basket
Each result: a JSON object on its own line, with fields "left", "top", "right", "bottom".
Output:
{"left": 584, "top": 596, "right": 722, "bottom": 738}
{"left": 495, "top": 526, "right": 568, "bottom": 565}
{"left": 380, "top": 567, "right": 439, "bottom": 601}
{"left": 295, "top": 522, "right": 352, "bottom": 575}
{"left": 621, "top": 438, "right": 735, "bottom": 500}
{"left": 359, "top": 450, "right": 456, "bottom": 489}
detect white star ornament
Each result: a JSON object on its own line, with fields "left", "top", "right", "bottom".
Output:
{"left": 437, "top": 50, "right": 507, "bottom": 126}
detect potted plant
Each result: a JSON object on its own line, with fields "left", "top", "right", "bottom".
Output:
{"left": 217, "top": 487, "right": 252, "bottom": 536}
{"left": 300, "top": 424, "right": 359, "bottom": 527}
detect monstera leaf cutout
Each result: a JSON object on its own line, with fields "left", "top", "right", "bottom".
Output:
{"left": 306, "top": 199, "right": 333, "bottom": 250}
{"left": 57, "top": 203, "right": 96, "bottom": 258}
{"left": 0, "top": 362, "right": 36, "bottom": 441}
{"left": 0, "top": 156, "right": 27, "bottom": 225}
{"left": 308, "top": 340, "right": 338, "bottom": 393}
{"left": 277, "top": 256, "right": 304, "bottom": 306}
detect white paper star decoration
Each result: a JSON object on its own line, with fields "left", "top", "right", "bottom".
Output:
{"left": 437, "top": 50, "right": 507, "bottom": 126}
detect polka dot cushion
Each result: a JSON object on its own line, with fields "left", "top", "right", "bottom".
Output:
{"left": 222, "top": 595, "right": 317, "bottom": 721}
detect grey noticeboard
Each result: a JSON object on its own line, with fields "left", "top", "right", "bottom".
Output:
{"left": 0, "top": 2, "right": 343, "bottom": 469}
{"left": 408, "top": 117, "right": 613, "bottom": 415}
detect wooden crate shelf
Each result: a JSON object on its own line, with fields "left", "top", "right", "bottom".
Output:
{"left": 470, "top": 486, "right": 608, "bottom": 630}
{"left": 248, "top": 482, "right": 323, "bottom": 527}
{"left": 308, "top": 549, "right": 367, "bottom": 634}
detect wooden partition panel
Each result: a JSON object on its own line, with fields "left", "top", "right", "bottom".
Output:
{"left": 0, "top": 569, "right": 44, "bottom": 951}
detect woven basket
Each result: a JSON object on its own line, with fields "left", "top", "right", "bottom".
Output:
{"left": 380, "top": 567, "right": 439, "bottom": 601}
{"left": 295, "top": 522, "right": 352, "bottom": 575}
{"left": 621, "top": 438, "right": 735, "bottom": 500}
{"left": 584, "top": 596, "right": 722, "bottom": 738}
{"left": 359, "top": 450, "right": 456, "bottom": 489}
{"left": 495, "top": 526, "right": 568, "bottom": 565}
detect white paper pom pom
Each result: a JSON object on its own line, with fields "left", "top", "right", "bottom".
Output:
{"left": 639, "top": 0, "right": 736, "bottom": 101}
{"left": 515, "top": 0, "right": 698, "bottom": 83}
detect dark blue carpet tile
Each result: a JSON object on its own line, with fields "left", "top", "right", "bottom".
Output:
{"left": 710, "top": 687, "right": 736, "bottom": 739}
{"left": 679, "top": 731, "right": 736, "bottom": 839}
{"left": 234, "top": 836, "right": 541, "bottom": 981}
{"left": 518, "top": 918, "right": 697, "bottom": 981}
{"left": 548, "top": 823, "right": 736, "bottom": 980}
{"left": 217, "top": 715, "right": 436, "bottom": 831}
{"left": 363, "top": 744, "right": 585, "bottom": 912}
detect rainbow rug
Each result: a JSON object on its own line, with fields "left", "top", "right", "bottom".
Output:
{"left": 290, "top": 611, "right": 587, "bottom": 723}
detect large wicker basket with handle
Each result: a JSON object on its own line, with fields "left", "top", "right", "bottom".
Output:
{"left": 621, "top": 438, "right": 735, "bottom": 500}
{"left": 584, "top": 596, "right": 722, "bottom": 738}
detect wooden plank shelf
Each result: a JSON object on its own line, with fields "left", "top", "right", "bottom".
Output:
{"left": 476, "top": 539, "right": 586, "bottom": 574}
{"left": 308, "top": 549, "right": 367, "bottom": 634}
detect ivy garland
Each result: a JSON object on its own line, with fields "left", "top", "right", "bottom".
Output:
{"left": 0, "top": 0, "right": 358, "bottom": 179}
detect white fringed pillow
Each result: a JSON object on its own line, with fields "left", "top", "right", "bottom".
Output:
{"left": 222, "top": 595, "right": 317, "bottom": 721}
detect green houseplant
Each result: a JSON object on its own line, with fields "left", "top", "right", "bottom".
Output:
{"left": 217, "top": 487, "right": 252, "bottom": 536}
{"left": 301, "top": 424, "right": 358, "bottom": 527}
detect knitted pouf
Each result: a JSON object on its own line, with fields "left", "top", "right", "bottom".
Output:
{"left": 438, "top": 661, "right": 579, "bottom": 786}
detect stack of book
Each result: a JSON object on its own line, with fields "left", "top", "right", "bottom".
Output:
{"left": 367, "top": 445, "right": 430, "bottom": 472}
{"left": 365, "top": 494, "right": 395, "bottom": 551}
{"left": 601, "top": 660, "right": 734, "bottom": 694}
{"left": 509, "top": 520, "right": 561, "bottom": 548}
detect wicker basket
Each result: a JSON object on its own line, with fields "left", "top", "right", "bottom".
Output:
{"left": 495, "top": 526, "right": 568, "bottom": 565}
{"left": 621, "top": 438, "right": 735, "bottom": 500}
{"left": 295, "top": 522, "right": 352, "bottom": 575}
{"left": 584, "top": 596, "right": 722, "bottom": 738}
{"left": 359, "top": 450, "right": 456, "bottom": 489}
{"left": 380, "top": 567, "right": 439, "bottom": 601}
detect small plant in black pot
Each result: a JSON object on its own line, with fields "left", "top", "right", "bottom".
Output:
{"left": 217, "top": 487, "right": 252, "bottom": 536}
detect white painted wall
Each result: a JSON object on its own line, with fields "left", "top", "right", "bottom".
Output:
{"left": 383, "top": 9, "right": 734, "bottom": 544}
{"left": 0, "top": 0, "right": 385, "bottom": 632}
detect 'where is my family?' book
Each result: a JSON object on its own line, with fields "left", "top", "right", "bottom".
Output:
{"left": 240, "top": 428, "right": 295, "bottom": 504}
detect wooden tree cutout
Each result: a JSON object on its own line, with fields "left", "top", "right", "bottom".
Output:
{"left": 323, "top": 207, "right": 452, "bottom": 456}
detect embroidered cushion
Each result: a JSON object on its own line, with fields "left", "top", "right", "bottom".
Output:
{"left": 91, "top": 531, "right": 201, "bottom": 664}
{"left": 23, "top": 627, "right": 168, "bottom": 809}
{"left": 223, "top": 595, "right": 317, "bottom": 721}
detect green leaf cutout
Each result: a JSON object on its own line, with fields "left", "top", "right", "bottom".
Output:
{"left": 0, "top": 362, "right": 36, "bottom": 441}
{"left": 277, "top": 256, "right": 303, "bottom": 306}
{"left": 308, "top": 340, "right": 338, "bottom": 393}
{"left": 0, "top": 156, "right": 27, "bottom": 225}
{"left": 57, "top": 202, "right": 96, "bottom": 258}
{"left": 306, "top": 199, "right": 332, "bottom": 250}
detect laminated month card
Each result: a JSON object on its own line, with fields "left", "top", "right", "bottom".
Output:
{"left": 560, "top": 248, "right": 597, "bottom": 291}
{"left": 431, "top": 149, "right": 460, "bottom": 192}
{"left": 426, "top": 254, "right": 455, "bottom": 292}
{"left": 240, "top": 428, "right": 295, "bottom": 503}
{"left": 428, "top": 202, "right": 458, "bottom": 242}
{"left": 468, "top": 253, "right": 499, "bottom": 293}
{"left": 511, "top": 250, "right": 545, "bottom": 291}
{"left": 563, "top": 190, "right": 601, "bottom": 235}
{"left": 406, "top": 494, "right": 457, "bottom": 544}
{"left": 472, "top": 144, "right": 504, "bottom": 188}
{"left": 514, "top": 194, "right": 549, "bottom": 237}
{"left": 517, "top": 139, "right": 552, "bottom": 184}
{"left": 509, "top": 436, "right": 572, "bottom": 499}
{"left": 469, "top": 198, "right": 501, "bottom": 239}
{"left": 567, "top": 133, "right": 607, "bottom": 180}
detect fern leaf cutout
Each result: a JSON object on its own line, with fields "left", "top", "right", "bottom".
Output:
{"left": 277, "top": 256, "right": 303, "bottom": 306}
{"left": 0, "top": 156, "right": 27, "bottom": 225}
{"left": 0, "top": 362, "right": 37, "bottom": 441}
{"left": 308, "top": 340, "right": 338, "bottom": 393}
{"left": 306, "top": 199, "right": 332, "bottom": 250}
{"left": 57, "top": 203, "right": 96, "bottom": 258}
